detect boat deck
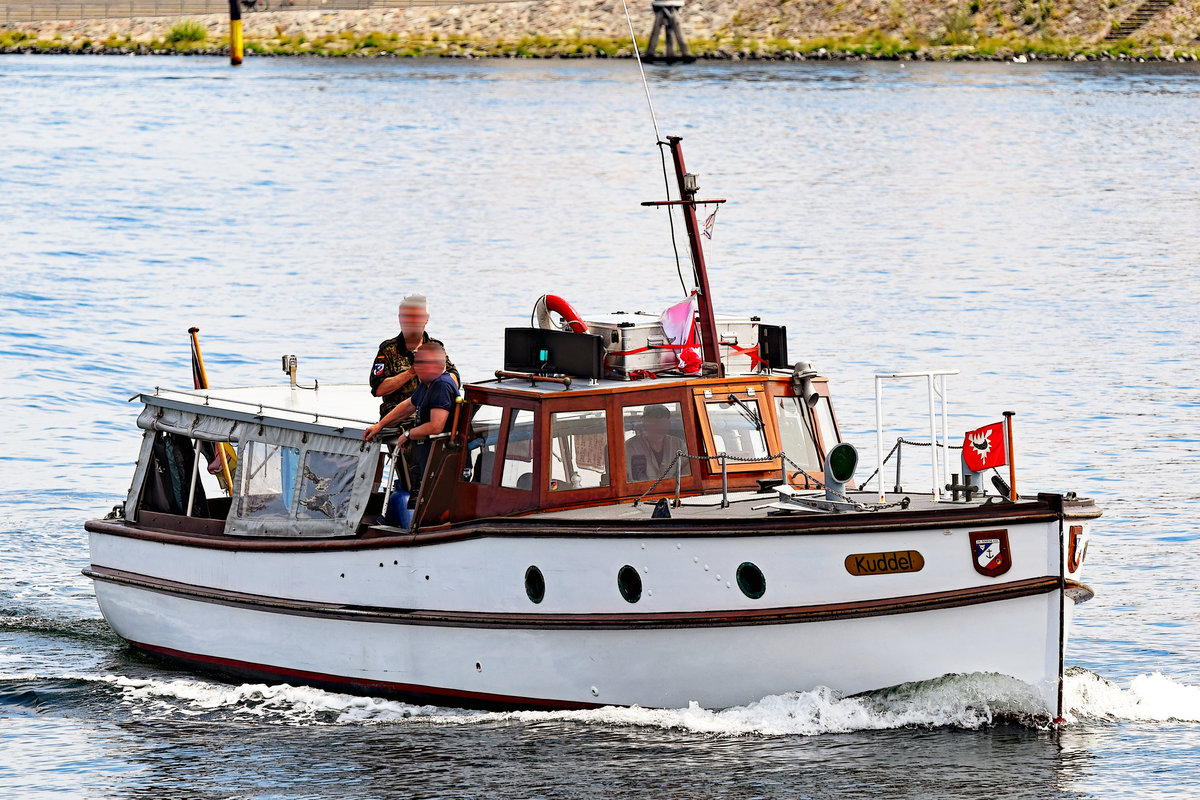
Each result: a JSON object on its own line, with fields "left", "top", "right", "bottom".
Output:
{"left": 524, "top": 490, "right": 1014, "bottom": 523}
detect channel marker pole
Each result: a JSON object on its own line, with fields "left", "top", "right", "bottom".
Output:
{"left": 228, "top": 0, "right": 244, "bottom": 65}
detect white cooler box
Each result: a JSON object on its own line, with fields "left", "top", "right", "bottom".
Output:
{"left": 584, "top": 312, "right": 786, "bottom": 379}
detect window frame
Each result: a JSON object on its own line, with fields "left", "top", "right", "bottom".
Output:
{"left": 500, "top": 407, "right": 538, "bottom": 491}
{"left": 547, "top": 406, "right": 612, "bottom": 493}
{"left": 692, "top": 385, "right": 782, "bottom": 474}
{"left": 619, "top": 400, "right": 693, "bottom": 486}
{"left": 462, "top": 401, "right": 506, "bottom": 488}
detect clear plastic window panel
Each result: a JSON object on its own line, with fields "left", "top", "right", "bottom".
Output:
{"left": 501, "top": 409, "right": 536, "bottom": 490}
{"left": 466, "top": 404, "right": 504, "bottom": 485}
{"left": 815, "top": 396, "right": 840, "bottom": 460}
{"left": 237, "top": 442, "right": 299, "bottom": 518}
{"left": 622, "top": 402, "right": 690, "bottom": 483}
{"left": 296, "top": 450, "right": 358, "bottom": 520}
{"left": 776, "top": 396, "right": 821, "bottom": 472}
{"left": 705, "top": 398, "right": 770, "bottom": 461}
{"left": 549, "top": 409, "right": 610, "bottom": 491}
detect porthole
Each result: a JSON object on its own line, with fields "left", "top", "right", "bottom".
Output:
{"left": 525, "top": 566, "right": 545, "bottom": 604}
{"left": 617, "top": 565, "right": 642, "bottom": 603}
{"left": 737, "top": 562, "right": 766, "bottom": 599}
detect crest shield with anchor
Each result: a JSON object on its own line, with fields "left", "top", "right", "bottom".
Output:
{"left": 969, "top": 529, "right": 1012, "bottom": 577}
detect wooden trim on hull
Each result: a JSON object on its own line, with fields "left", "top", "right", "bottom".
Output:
{"left": 84, "top": 497, "right": 1093, "bottom": 553}
{"left": 128, "top": 641, "right": 603, "bottom": 711}
{"left": 86, "top": 565, "right": 1066, "bottom": 631}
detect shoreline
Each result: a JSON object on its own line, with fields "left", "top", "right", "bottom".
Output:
{"left": 3, "top": 36, "right": 1199, "bottom": 62}
{"left": 2, "top": 43, "right": 1197, "bottom": 62}
{"left": 4, "top": 1, "right": 1200, "bottom": 63}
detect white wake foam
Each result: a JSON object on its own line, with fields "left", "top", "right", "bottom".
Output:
{"left": 103, "top": 675, "right": 455, "bottom": 723}
{"left": 8, "top": 668, "right": 1200, "bottom": 733}
{"left": 1063, "top": 668, "right": 1200, "bottom": 723}
{"left": 93, "top": 672, "right": 1051, "bottom": 734}
{"left": 493, "top": 673, "right": 1049, "bottom": 736}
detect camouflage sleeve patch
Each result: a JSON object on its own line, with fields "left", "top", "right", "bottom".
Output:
{"left": 369, "top": 345, "right": 390, "bottom": 394}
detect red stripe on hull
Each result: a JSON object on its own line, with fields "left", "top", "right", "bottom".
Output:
{"left": 129, "top": 640, "right": 603, "bottom": 711}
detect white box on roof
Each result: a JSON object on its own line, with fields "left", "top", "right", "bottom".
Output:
{"left": 584, "top": 312, "right": 772, "bottom": 378}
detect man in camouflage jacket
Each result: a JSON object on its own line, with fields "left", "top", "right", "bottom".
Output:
{"left": 369, "top": 294, "right": 460, "bottom": 421}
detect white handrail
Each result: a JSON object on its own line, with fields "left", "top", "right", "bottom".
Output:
{"left": 873, "top": 369, "right": 959, "bottom": 503}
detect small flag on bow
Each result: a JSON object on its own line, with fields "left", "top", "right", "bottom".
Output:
{"left": 962, "top": 421, "right": 1006, "bottom": 473}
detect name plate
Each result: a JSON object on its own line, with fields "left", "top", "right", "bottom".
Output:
{"left": 845, "top": 550, "right": 924, "bottom": 576}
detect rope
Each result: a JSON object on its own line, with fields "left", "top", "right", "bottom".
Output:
{"left": 634, "top": 449, "right": 686, "bottom": 502}
{"left": 857, "top": 437, "right": 963, "bottom": 490}
{"left": 897, "top": 437, "right": 963, "bottom": 450}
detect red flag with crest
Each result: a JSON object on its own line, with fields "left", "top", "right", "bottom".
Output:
{"left": 962, "top": 421, "right": 1006, "bottom": 473}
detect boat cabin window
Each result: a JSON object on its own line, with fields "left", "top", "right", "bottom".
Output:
{"left": 500, "top": 408, "right": 536, "bottom": 490}
{"left": 549, "top": 409, "right": 610, "bottom": 491}
{"left": 238, "top": 442, "right": 300, "bottom": 518}
{"left": 703, "top": 393, "right": 770, "bottom": 462}
{"left": 814, "top": 396, "right": 841, "bottom": 456}
{"left": 466, "top": 403, "right": 504, "bottom": 485}
{"left": 622, "top": 402, "right": 691, "bottom": 483}
{"left": 296, "top": 450, "right": 358, "bottom": 520}
{"left": 775, "top": 395, "right": 821, "bottom": 471}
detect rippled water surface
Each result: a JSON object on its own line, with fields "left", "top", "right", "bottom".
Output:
{"left": 2, "top": 54, "right": 1199, "bottom": 799}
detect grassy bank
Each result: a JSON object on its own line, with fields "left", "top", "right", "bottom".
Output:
{"left": 2, "top": 25, "right": 1199, "bottom": 61}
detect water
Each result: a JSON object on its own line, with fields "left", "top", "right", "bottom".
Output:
{"left": 2, "top": 54, "right": 1200, "bottom": 798}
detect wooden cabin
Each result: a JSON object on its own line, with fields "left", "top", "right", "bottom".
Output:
{"left": 410, "top": 370, "right": 842, "bottom": 529}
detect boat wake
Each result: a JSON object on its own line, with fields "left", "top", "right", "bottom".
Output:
{"left": 6, "top": 668, "right": 1199, "bottom": 734}
{"left": 1062, "top": 666, "right": 1200, "bottom": 724}
{"left": 0, "top": 610, "right": 119, "bottom": 644}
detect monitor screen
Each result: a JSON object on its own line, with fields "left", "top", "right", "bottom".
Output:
{"left": 504, "top": 328, "right": 604, "bottom": 380}
{"left": 757, "top": 324, "right": 788, "bottom": 369}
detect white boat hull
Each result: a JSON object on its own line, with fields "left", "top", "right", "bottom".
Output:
{"left": 87, "top": 511, "right": 1091, "bottom": 714}
{"left": 94, "top": 579, "right": 1063, "bottom": 710}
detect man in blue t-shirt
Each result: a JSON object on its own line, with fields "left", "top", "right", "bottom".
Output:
{"left": 364, "top": 341, "right": 459, "bottom": 494}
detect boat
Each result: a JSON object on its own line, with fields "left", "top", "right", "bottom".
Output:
{"left": 84, "top": 136, "right": 1099, "bottom": 719}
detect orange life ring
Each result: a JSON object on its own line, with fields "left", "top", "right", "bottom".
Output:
{"left": 533, "top": 294, "right": 588, "bottom": 334}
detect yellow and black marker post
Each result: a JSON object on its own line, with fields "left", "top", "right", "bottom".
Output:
{"left": 228, "top": 0, "right": 244, "bottom": 65}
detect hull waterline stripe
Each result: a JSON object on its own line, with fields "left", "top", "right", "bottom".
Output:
{"left": 85, "top": 566, "right": 1068, "bottom": 630}
{"left": 128, "top": 640, "right": 602, "bottom": 711}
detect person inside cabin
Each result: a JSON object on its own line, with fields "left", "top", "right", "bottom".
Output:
{"left": 369, "top": 293, "right": 460, "bottom": 421}
{"left": 626, "top": 404, "right": 687, "bottom": 483}
{"left": 364, "top": 341, "right": 459, "bottom": 497}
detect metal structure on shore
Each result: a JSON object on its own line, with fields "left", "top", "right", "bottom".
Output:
{"left": 641, "top": 0, "right": 692, "bottom": 63}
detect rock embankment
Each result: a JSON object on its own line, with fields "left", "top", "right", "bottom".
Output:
{"left": 4, "top": 0, "right": 1200, "bottom": 59}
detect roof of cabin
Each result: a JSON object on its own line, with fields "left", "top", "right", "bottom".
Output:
{"left": 473, "top": 370, "right": 806, "bottom": 398}
{"left": 143, "top": 384, "right": 381, "bottom": 428}
{"left": 142, "top": 370, "right": 807, "bottom": 419}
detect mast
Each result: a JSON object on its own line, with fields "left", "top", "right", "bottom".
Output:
{"left": 643, "top": 136, "right": 727, "bottom": 376}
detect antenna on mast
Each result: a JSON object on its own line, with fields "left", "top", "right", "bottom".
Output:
{"left": 641, "top": 137, "right": 727, "bottom": 377}
{"left": 618, "top": 2, "right": 721, "bottom": 367}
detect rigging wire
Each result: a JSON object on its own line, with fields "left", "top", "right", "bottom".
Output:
{"left": 620, "top": 0, "right": 661, "bottom": 143}
{"left": 619, "top": 0, "right": 690, "bottom": 296}
{"left": 659, "top": 144, "right": 689, "bottom": 294}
